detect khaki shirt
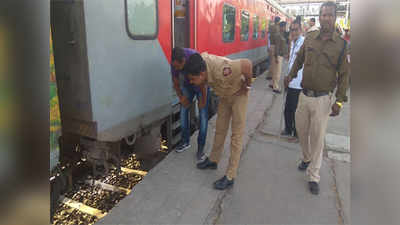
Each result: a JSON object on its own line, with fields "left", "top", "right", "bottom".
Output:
{"left": 201, "top": 52, "right": 242, "bottom": 97}
{"left": 268, "top": 23, "right": 280, "bottom": 46}
{"left": 288, "top": 30, "right": 350, "bottom": 102}
{"left": 276, "top": 31, "right": 288, "bottom": 57}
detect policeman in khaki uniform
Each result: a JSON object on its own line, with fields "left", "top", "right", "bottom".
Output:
{"left": 269, "top": 21, "right": 288, "bottom": 93}
{"left": 266, "top": 16, "right": 280, "bottom": 81}
{"left": 285, "top": 1, "right": 349, "bottom": 195}
{"left": 184, "top": 52, "right": 252, "bottom": 190}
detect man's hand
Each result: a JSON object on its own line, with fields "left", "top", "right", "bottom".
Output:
{"left": 234, "top": 82, "right": 249, "bottom": 96}
{"left": 179, "top": 96, "right": 191, "bottom": 108}
{"left": 284, "top": 76, "right": 292, "bottom": 89}
{"left": 329, "top": 103, "right": 341, "bottom": 117}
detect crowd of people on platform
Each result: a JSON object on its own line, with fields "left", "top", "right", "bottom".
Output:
{"left": 169, "top": 1, "right": 350, "bottom": 195}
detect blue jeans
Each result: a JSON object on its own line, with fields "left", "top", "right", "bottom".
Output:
{"left": 180, "top": 86, "right": 209, "bottom": 149}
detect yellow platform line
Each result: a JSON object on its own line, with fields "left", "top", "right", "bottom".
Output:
{"left": 61, "top": 197, "right": 107, "bottom": 219}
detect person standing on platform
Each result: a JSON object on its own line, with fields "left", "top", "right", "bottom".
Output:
{"left": 281, "top": 21, "right": 304, "bottom": 139}
{"left": 266, "top": 16, "right": 281, "bottom": 81}
{"left": 171, "top": 47, "right": 209, "bottom": 165}
{"left": 184, "top": 52, "right": 253, "bottom": 190}
{"left": 269, "top": 21, "right": 288, "bottom": 94}
{"left": 307, "top": 17, "right": 319, "bottom": 33}
{"left": 284, "top": 1, "right": 349, "bottom": 195}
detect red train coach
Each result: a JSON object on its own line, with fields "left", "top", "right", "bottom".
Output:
{"left": 168, "top": 0, "right": 292, "bottom": 72}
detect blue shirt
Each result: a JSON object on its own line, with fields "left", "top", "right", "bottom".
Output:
{"left": 171, "top": 48, "right": 200, "bottom": 92}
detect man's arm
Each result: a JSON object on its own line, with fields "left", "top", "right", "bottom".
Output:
{"left": 288, "top": 42, "right": 305, "bottom": 79}
{"left": 172, "top": 75, "right": 183, "bottom": 98}
{"left": 335, "top": 48, "right": 350, "bottom": 103}
{"left": 241, "top": 59, "right": 253, "bottom": 86}
{"left": 234, "top": 59, "right": 253, "bottom": 96}
{"left": 330, "top": 46, "right": 350, "bottom": 117}
{"left": 198, "top": 84, "right": 208, "bottom": 109}
{"left": 274, "top": 34, "right": 281, "bottom": 59}
{"left": 172, "top": 72, "right": 190, "bottom": 107}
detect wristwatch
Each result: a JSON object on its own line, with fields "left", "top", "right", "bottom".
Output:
{"left": 335, "top": 101, "right": 343, "bottom": 108}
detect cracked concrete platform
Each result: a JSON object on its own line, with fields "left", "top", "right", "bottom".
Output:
{"left": 217, "top": 135, "right": 341, "bottom": 225}
{"left": 96, "top": 71, "right": 350, "bottom": 225}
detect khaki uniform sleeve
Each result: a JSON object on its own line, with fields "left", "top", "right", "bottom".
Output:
{"left": 335, "top": 47, "right": 350, "bottom": 103}
{"left": 281, "top": 36, "right": 288, "bottom": 57}
{"left": 288, "top": 41, "right": 305, "bottom": 79}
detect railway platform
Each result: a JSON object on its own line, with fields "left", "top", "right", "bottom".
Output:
{"left": 96, "top": 70, "right": 350, "bottom": 225}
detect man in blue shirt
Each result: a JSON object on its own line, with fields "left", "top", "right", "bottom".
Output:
{"left": 171, "top": 47, "right": 209, "bottom": 164}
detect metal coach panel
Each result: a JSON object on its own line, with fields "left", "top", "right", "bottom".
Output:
{"left": 226, "top": 46, "right": 268, "bottom": 65}
{"left": 84, "top": 0, "right": 173, "bottom": 141}
{"left": 51, "top": 0, "right": 94, "bottom": 129}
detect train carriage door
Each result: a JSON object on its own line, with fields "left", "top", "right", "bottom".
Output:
{"left": 173, "top": 0, "right": 190, "bottom": 48}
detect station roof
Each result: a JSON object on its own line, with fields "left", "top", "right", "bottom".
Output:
{"left": 275, "top": 0, "right": 348, "bottom": 4}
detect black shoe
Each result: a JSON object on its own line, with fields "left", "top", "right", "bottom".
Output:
{"left": 298, "top": 161, "right": 310, "bottom": 171}
{"left": 266, "top": 76, "right": 272, "bottom": 80}
{"left": 175, "top": 142, "right": 191, "bottom": 153}
{"left": 197, "top": 157, "right": 217, "bottom": 169}
{"left": 214, "top": 176, "right": 234, "bottom": 190}
{"left": 197, "top": 145, "right": 205, "bottom": 161}
{"left": 268, "top": 84, "right": 273, "bottom": 88}
{"left": 273, "top": 89, "right": 281, "bottom": 94}
{"left": 308, "top": 181, "right": 320, "bottom": 195}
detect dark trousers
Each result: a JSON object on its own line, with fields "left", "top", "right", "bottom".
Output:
{"left": 284, "top": 88, "right": 301, "bottom": 136}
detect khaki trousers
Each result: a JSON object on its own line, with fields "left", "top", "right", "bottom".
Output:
{"left": 295, "top": 92, "right": 332, "bottom": 183}
{"left": 209, "top": 93, "right": 248, "bottom": 179}
{"left": 267, "top": 45, "right": 275, "bottom": 78}
{"left": 271, "top": 56, "right": 283, "bottom": 90}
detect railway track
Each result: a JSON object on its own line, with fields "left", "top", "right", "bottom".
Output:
{"left": 51, "top": 140, "right": 168, "bottom": 225}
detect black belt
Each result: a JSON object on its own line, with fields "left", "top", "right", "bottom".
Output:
{"left": 302, "top": 89, "right": 330, "bottom": 97}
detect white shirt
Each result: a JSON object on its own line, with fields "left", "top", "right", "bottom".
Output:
{"left": 286, "top": 35, "right": 305, "bottom": 89}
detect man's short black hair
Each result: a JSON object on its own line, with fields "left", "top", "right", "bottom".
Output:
{"left": 319, "top": 1, "right": 337, "bottom": 17}
{"left": 172, "top": 46, "right": 185, "bottom": 63}
{"left": 274, "top": 16, "right": 281, "bottom": 23}
{"left": 279, "top": 21, "right": 287, "bottom": 27}
{"left": 183, "top": 53, "right": 207, "bottom": 76}
{"left": 295, "top": 15, "right": 302, "bottom": 23}
{"left": 310, "top": 17, "right": 316, "bottom": 22}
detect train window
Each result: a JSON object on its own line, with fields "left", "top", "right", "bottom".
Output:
{"left": 222, "top": 4, "right": 236, "bottom": 42}
{"left": 252, "top": 15, "right": 259, "bottom": 40}
{"left": 240, "top": 10, "right": 249, "bottom": 41}
{"left": 261, "top": 18, "right": 266, "bottom": 38}
{"left": 125, "top": 0, "right": 158, "bottom": 40}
